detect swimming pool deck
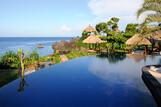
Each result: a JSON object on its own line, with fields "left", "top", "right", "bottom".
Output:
{"left": 142, "top": 65, "right": 161, "bottom": 107}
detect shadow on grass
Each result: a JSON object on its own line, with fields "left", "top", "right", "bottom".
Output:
{"left": 0, "top": 69, "right": 18, "bottom": 88}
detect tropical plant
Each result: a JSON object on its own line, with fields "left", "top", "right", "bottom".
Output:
{"left": 29, "top": 50, "right": 39, "bottom": 64}
{"left": 137, "top": 0, "right": 161, "bottom": 23}
{"left": 107, "top": 17, "right": 120, "bottom": 32}
{"left": 17, "top": 49, "right": 25, "bottom": 78}
{"left": 81, "top": 31, "right": 91, "bottom": 40}
{"left": 124, "top": 23, "right": 138, "bottom": 38}
{"left": 95, "top": 17, "right": 120, "bottom": 37}
{"left": 96, "top": 22, "right": 109, "bottom": 35}
{"left": 0, "top": 51, "right": 19, "bottom": 69}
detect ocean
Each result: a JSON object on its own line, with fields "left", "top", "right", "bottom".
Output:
{"left": 0, "top": 37, "right": 71, "bottom": 56}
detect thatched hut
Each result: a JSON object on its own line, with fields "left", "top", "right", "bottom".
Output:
{"left": 126, "top": 34, "right": 151, "bottom": 46}
{"left": 126, "top": 34, "right": 151, "bottom": 54}
{"left": 84, "top": 25, "right": 96, "bottom": 33}
{"left": 83, "top": 34, "right": 105, "bottom": 51}
{"left": 83, "top": 34, "right": 105, "bottom": 44}
{"left": 82, "top": 25, "right": 97, "bottom": 39}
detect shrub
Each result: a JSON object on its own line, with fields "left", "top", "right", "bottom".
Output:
{"left": 0, "top": 51, "right": 19, "bottom": 69}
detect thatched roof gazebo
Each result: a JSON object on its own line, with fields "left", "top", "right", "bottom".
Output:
{"left": 83, "top": 34, "right": 105, "bottom": 51}
{"left": 83, "top": 34, "right": 105, "bottom": 44}
{"left": 126, "top": 34, "right": 151, "bottom": 54}
{"left": 126, "top": 34, "right": 151, "bottom": 46}
{"left": 83, "top": 25, "right": 96, "bottom": 33}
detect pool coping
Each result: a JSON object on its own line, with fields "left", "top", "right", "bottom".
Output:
{"left": 142, "top": 65, "right": 161, "bottom": 107}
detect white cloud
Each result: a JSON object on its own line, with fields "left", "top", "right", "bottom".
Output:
{"left": 52, "top": 24, "right": 72, "bottom": 36}
{"left": 88, "top": 0, "right": 142, "bottom": 17}
{"left": 88, "top": 0, "right": 144, "bottom": 30}
{"left": 60, "top": 25, "right": 71, "bottom": 33}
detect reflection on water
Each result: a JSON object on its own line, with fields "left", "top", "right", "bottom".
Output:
{"left": 127, "top": 54, "right": 147, "bottom": 63}
{"left": 89, "top": 53, "right": 161, "bottom": 94}
{"left": 0, "top": 55, "right": 161, "bottom": 107}
{"left": 97, "top": 52, "right": 126, "bottom": 64}
{"left": 17, "top": 78, "right": 27, "bottom": 92}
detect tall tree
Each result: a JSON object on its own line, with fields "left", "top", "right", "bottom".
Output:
{"left": 124, "top": 23, "right": 138, "bottom": 38}
{"left": 107, "top": 17, "right": 120, "bottom": 32}
{"left": 96, "top": 22, "right": 109, "bottom": 36}
{"left": 137, "top": 0, "right": 161, "bottom": 23}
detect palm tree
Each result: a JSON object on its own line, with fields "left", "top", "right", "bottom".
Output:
{"left": 18, "top": 49, "right": 25, "bottom": 79}
{"left": 137, "top": 0, "right": 161, "bottom": 23}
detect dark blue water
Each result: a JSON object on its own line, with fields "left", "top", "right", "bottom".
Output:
{"left": 0, "top": 55, "right": 160, "bottom": 107}
{"left": 0, "top": 37, "right": 71, "bottom": 56}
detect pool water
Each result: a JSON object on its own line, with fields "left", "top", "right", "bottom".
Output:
{"left": 0, "top": 53, "right": 160, "bottom": 107}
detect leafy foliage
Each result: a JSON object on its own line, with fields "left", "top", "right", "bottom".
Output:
{"left": 0, "top": 51, "right": 19, "bottom": 69}
{"left": 81, "top": 31, "right": 91, "bottom": 40}
{"left": 96, "top": 22, "right": 109, "bottom": 35}
{"left": 124, "top": 23, "right": 138, "bottom": 38}
{"left": 0, "top": 50, "right": 40, "bottom": 69}
{"left": 107, "top": 17, "right": 120, "bottom": 31}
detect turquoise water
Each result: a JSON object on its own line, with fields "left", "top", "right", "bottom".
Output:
{"left": 0, "top": 37, "right": 71, "bottom": 56}
{"left": 0, "top": 54, "right": 160, "bottom": 107}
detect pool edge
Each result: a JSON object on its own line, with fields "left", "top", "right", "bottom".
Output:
{"left": 142, "top": 65, "right": 161, "bottom": 107}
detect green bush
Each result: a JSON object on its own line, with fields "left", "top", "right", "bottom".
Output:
{"left": 0, "top": 51, "right": 19, "bottom": 69}
{"left": 52, "top": 53, "right": 61, "bottom": 63}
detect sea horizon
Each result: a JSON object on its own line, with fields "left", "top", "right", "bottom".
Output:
{"left": 0, "top": 37, "right": 72, "bottom": 56}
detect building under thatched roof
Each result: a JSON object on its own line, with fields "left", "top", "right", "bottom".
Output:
{"left": 83, "top": 25, "right": 96, "bottom": 32}
{"left": 83, "top": 34, "right": 105, "bottom": 44}
{"left": 126, "top": 34, "right": 151, "bottom": 46}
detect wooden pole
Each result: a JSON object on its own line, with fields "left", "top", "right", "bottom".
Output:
{"left": 144, "top": 45, "right": 148, "bottom": 55}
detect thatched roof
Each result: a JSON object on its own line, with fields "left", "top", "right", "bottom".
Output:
{"left": 83, "top": 34, "right": 105, "bottom": 44}
{"left": 126, "top": 34, "right": 151, "bottom": 46}
{"left": 84, "top": 25, "right": 96, "bottom": 32}
{"left": 150, "top": 30, "right": 161, "bottom": 40}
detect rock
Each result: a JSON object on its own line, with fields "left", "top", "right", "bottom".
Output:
{"left": 37, "top": 44, "right": 44, "bottom": 48}
{"left": 60, "top": 55, "right": 68, "bottom": 62}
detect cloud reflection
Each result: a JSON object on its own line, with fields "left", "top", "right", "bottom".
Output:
{"left": 88, "top": 56, "right": 150, "bottom": 93}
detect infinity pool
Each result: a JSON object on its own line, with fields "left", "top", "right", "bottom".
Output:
{"left": 0, "top": 54, "right": 160, "bottom": 107}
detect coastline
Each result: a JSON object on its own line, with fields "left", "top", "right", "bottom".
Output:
{"left": 0, "top": 37, "right": 71, "bottom": 57}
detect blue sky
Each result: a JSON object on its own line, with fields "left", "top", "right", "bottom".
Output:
{"left": 0, "top": 0, "right": 143, "bottom": 37}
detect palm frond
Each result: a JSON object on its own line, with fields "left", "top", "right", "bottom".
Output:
{"left": 137, "top": 2, "right": 161, "bottom": 18}
{"left": 145, "top": 13, "right": 161, "bottom": 22}
{"left": 144, "top": 0, "right": 161, "bottom": 3}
